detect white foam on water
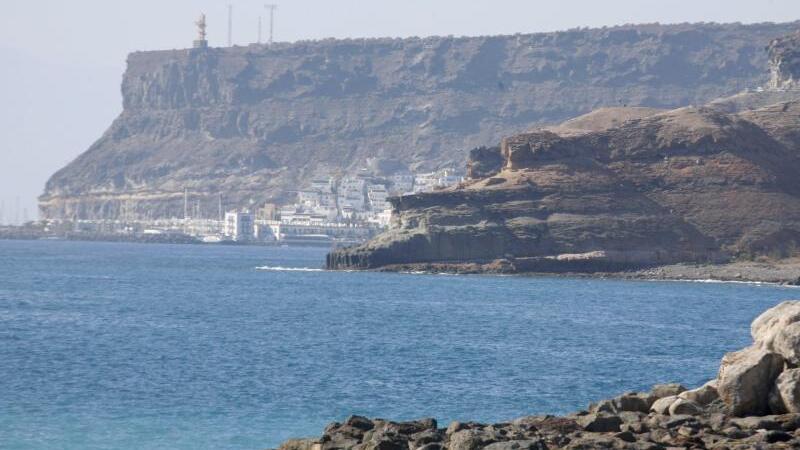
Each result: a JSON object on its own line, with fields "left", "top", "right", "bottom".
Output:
{"left": 647, "top": 278, "right": 800, "bottom": 288}
{"left": 255, "top": 266, "right": 325, "bottom": 272}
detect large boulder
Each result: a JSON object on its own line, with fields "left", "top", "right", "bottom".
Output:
{"left": 650, "top": 384, "right": 687, "bottom": 399}
{"left": 751, "top": 301, "right": 800, "bottom": 364}
{"left": 668, "top": 398, "right": 703, "bottom": 416}
{"left": 650, "top": 396, "right": 679, "bottom": 415}
{"left": 679, "top": 380, "right": 720, "bottom": 406}
{"left": 717, "top": 345, "right": 785, "bottom": 416}
{"left": 770, "top": 368, "right": 800, "bottom": 414}
{"left": 576, "top": 413, "right": 622, "bottom": 432}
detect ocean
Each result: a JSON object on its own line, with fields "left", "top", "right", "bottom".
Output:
{"left": 0, "top": 239, "right": 796, "bottom": 449}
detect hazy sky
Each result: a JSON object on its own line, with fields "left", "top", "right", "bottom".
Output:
{"left": 1, "top": 0, "right": 799, "bottom": 224}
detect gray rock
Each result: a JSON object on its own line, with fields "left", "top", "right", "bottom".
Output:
{"left": 764, "top": 429, "right": 794, "bottom": 443}
{"left": 363, "top": 438, "right": 408, "bottom": 450}
{"left": 445, "top": 421, "right": 483, "bottom": 435}
{"left": 668, "top": 398, "right": 703, "bottom": 416}
{"left": 774, "top": 413, "right": 800, "bottom": 431}
{"left": 592, "top": 393, "right": 652, "bottom": 414}
{"left": 446, "top": 429, "right": 489, "bottom": 450}
{"left": 717, "top": 345, "right": 784, "bottom": 416}
{"left": 482, "top": 440, "right": 546, "bottom": 450}
{"left": 663, "top": 415, "right": 699, "bottom": 429}
{"left": 678, "top": 380, "right": 719, "bottom": 406}
{"left": 345, "top": 415, "right": 375, "bottom": 431}
{"left": 729, "top": 415, "right": 782, "bottom": 431}
{"left": 650, "top": 395, "right": 678, "bottom": 415}
{"left": 770, "top": 368, "right": 800, "bottom": 414}
{"left": 577, "top": 413, "right": 623, "bottom": 432}
{"left": 750, "top": 300, "right": 800, "bottom": 364}
{"left": 408, "top": 430, "right": 442, "bottom": 446}
{"left": 415, "top": 444, "right": 442, "bottom": 450}
{"left": 614, "top": 393, "right": 653, "bottom": 413}
{"left": 650, "top": 383, "right": 687, "bottom": 399}
{"left": 278, "top": 438, "right": 320, "bottom": 450}
{"left": 613, "top": 430, "right": 637, "bottom": 442}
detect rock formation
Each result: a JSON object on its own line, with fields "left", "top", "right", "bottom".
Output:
{"left": 327, "top": 100, "right": 800, "bottom": 271}
{"left": 769, "top": 31, "right": 800, "bottom": 90}
{"left": 277, "top": 301, "right": 800, "bottom": 449}
{"left": 39, "top": 22, "right": 800, "bottom": 220}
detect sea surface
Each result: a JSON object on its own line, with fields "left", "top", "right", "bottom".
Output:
{"left": 1, "top": 239, "right": 798, "bottom": 449}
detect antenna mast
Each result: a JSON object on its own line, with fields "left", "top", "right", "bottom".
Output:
{"left": 193, "top": 13, "right": 208, "bottom": 48}
{"left": 227, "top": 5, "right": 233, "bottom": 46}
{"left": 264, "top": 4, "right": 277, "bottom": 44}
{"left": 258, "top": 16, "right": 262, "bottom": 44}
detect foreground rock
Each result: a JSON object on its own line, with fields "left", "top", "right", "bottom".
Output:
{"left": 277, "top": 301, "right": 800, "bottom": 449}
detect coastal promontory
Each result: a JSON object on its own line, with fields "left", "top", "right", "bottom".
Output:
{"left": 39, "top": 22, "right": 800, "bottom": 221}
{"left": 327, "top": 31, "right": 800, "bottom": 275}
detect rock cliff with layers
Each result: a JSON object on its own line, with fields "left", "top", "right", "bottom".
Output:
{"left": 39, "top": 22, "right": 800, "bottom": 220}
{"left": 326, "top": 29, "right": 800, "bottom": 272}
{"left": 327, "top": 100, "right": 800, "bottom": 271}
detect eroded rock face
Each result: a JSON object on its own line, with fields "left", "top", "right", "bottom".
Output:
{"left": 328, "top": 101, "right": 800, "bottom": 271}
{"left": 769, "top": 31, "right": 800, "bottom": 90}
{"left": 718, "top": 345, "right": 784, "bottom": 416}
{"left": 678, "top": 380, "right": 719, "bottom": 406}
{"left": 752, "top": 300, "right": 800, "bottom": 364}
{"left": 40, "top": 22, "right": 800, "bottom": 220}
{"left": 770, "top": 369, "right": 800, "bottom": 414}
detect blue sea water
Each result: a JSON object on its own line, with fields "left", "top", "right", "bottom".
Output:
{"left": 1, "top": 239, "right": 798, "bottom": 449}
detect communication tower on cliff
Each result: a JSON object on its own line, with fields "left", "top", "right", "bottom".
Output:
{"left": 193, "top": 13, "right": 208, "bottom": 49}
{"left": 227, "top": 5, "right": 233, "bottom": 46}
{"left": 264, "top": 4, "right": 277, "bottom": 44}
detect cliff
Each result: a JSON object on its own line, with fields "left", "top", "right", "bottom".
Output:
{"left": 769, "top": 31, "right": 800, "bottom": 90}
{"left": 40, "top": 21, "right": 800, "bottom": 220}
{"left": 326, "top": 99, "right": 800, "bottom": 271}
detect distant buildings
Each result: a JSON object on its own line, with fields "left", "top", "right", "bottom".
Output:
{"left": 224, "top": 211, "right": 254, "bottom": 241}
{"left": 35, "top": 168, "right": 463, "bottom": 246}
{"left": 412, "top": 168, "right": 463, "bottom": 193}
{"left": 279, "top": 168, "right": 463, "bottom": 229}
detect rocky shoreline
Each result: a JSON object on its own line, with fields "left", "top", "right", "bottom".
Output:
{"left": 277, "top": 301, "right": 800, "bottom": 449}
{"left": 364, "top": 259, "right": 800, "bottom": 286}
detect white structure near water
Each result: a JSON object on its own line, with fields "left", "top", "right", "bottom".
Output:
{"left": 224, "top": 211, "right": 254, "bottom": 241}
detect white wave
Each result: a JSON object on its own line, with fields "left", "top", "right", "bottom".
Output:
{"left": 255, "top": 266, "right": 325, "bottom": 272}
{"left": 647, "top": 278, "right": 799, "bottom": 288}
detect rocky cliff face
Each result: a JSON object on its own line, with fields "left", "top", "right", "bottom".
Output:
{"left": 769, "top": 31, "right": 800, "bottom": 90}
{"left": 40, "top": 22, "right": 800, "bottom": 220}
{"left": 327, "top": 100, "right": 800, "bottom": 271}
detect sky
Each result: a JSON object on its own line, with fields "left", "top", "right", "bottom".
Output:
{"left": 1, "top": 0, "right": 799, "bottom": 224}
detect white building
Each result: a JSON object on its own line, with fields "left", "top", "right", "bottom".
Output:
{"left": 337, "top": 176, "right": 367, "bottom": 212}
{"left": 297, "top": 190, "right": 320, "bottom": 207}
{"left": 390, "top": 173, "right": 415, "bottom": 194}
{"left": 413, "top": 168, "right": 464, "bottom": 193}
{"left": 224, "top": 211, "right": 255, "bottom": 241}
{"left": 311, "top": 178, "right": 335, "bottom": 193}
{"left": 367, "top": 184, "right": 390, "bottom": 211}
